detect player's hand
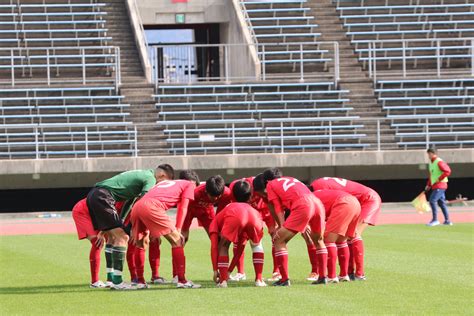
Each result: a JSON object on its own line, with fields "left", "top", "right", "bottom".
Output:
{"left": 95, "top": 231, "right": 106, "bottom": 248}
{"left": 424, "top": 186, "right": 431, "bottom": 192}
{"left": 213, "top": 270, "right": 220, "bottom": 283}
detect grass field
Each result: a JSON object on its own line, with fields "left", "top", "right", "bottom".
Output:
{"left": 1, "top": 223, "right": 473, "bottom": 315}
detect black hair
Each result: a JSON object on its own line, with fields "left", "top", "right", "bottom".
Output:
{"left": 179, "top": 170, "right": 200, "bottom": 186}
{"left": 427, "top": 148, "right": 436, "bottom": 154}
{"left": 205, "top": 175, "right": 225, "bottom": 197}
{"left": 306, "top": 184, "right": 314, "bottom": 192}
{"left": 232, "top": 180, "right": 252, "bottom": 203}
{"left": 157, "top": 164, "right": 175, "bottom": 180}
{"left": 263, "top": 168, "right": 282, "bottom": 182}
{"left": 252, "top": 173, "right": 266, "bottom": 192}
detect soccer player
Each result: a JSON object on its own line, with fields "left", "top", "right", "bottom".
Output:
{"left": 425, "top": 148, "right": 453, "bottom": 226}
{"left": 210, "top": 180, "right": 266, "bottom": 288}
{"left": 72, "top": 198, "right": 108, "bottom": 288}
{"left": 223, "top": 176, "right": 280, "bottom": 282}
{"left": 254, "top": 168, "right": 326, "bottom": 286}
{"left": 181, "top": 175, "right": 231, "bottom": 242}
{"left": 313, "top": 189, "right": 361, "bottom": 284}
{"left": 130, "top": 170, "right": 201, "bottom": 289}
{"left": 86, "top": 165, "right": 173, "bottom": 290}
{"left": 310, "top": 177, "right": 382, "bottom": 281}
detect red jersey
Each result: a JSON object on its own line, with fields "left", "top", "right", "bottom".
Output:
{"left": 142, "top": 180, "right": 195, "bottom": 210}
{"left": 266, "top": 176, "right": 311, "bottom": 211}
{"left": 313, "top": 189, "right": 353, "bottom": 218}
{"left": 189, "top": 183, "right": 232, "bottom": 212}
{"left": 228, "top": 177, "right": 263, "bottom": 209}
{"left": 209, "top": 202, "right": 262, "bottom": 235}
{"left": 311, "top": 177, "right": 376, "bottom": 202}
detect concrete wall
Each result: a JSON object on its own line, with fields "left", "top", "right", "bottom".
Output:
{"left": 138, "top": 0, "right": 230, "bottom": 25}
{"left": 0, "top": 149, "right": 473, "bottom": 189}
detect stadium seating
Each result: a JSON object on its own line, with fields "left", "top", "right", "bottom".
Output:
{"left": 376, "top": 78, "right": 474, "bottom": 149}
{"left": 335, "top": 0, "right": 474, "bottom": 74}
{"left": 240, "top": 0, "right": 332, "bottom": 79}
{"left": 154, "top": 82, "right": 368, "bottom": 154}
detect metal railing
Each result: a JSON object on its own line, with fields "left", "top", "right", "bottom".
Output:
{"left": 157, "top": 114, "right": 474, "bottom": 156}
{"left": 366, "top": 38, "right": 474, "bottom": 82}
{"left": 0, "top": 46, "right": 121, "bottom": 91}
{"left": 150, "top": 42, "right": 339, "bottom": 86}
{"left": 0, "top": 123, "right": 138, "bottom": 159}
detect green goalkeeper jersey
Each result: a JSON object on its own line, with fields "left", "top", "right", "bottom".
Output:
{"left": 95, "top": 169, "right": 156, "bottom": 201}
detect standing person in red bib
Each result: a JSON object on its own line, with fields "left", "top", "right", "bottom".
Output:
{"left": 425, "top": 148, "right": 452, "bottom": 227}
{"left": 310, "top": 177, "right": 382, "bottom": 281}
{"left": 254, "top": 168, "right": 326, "bottom": 286}
{"left": 131, "top": 170, "right": 201, "bottom": 289}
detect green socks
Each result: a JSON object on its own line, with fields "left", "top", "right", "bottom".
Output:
{"left": 105, "top": 244, "right": 114, "bottom": 282}
{"left": 111, "top": 246, "right": 127, "bottom": 285}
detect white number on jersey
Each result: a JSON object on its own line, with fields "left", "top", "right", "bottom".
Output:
{"left": 277, "top": 178, "right": 300, "bottom": 192}
{"left": 155, "top": 180, "right": 176, "bottom": 188}
{"left": 323, "top": 177, "right": 347, "bottom": 187}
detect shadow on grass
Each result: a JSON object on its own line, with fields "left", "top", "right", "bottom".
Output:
{"left": 0, "top": 280, "right": 256, "bottom": 295}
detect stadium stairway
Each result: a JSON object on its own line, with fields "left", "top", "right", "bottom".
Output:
{"left": 308, "top": 0, "right": 397, "bottom": 149}
{"left": 102, "top": 0, "right": 167, "bottom": 155}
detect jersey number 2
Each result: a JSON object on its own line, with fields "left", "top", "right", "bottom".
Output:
{"left": 277, "top": 178, "right": 300, "bottom": 192}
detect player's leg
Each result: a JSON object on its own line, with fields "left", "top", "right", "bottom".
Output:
{"left": 149, "top": 237, "right": 165, "bottom": 284}
{"left": 250, "top": 241, "right": 266, "bottom": 286}
{"left": 134, "top": 235, "right": 147, "bottom": 286}
{"left": 163, "top": 230, "right": 201, "bottom": 289}
{"left": 336, "top": 236, "right": 350, "bottom": 282}
{"left": 216, "top": 237, "right": 232, "bottom": 288}
{"left": 126, "top": 240, "right": 138, "bottom": 283}
{"left": 273, "top": 227, "right": 297, "bottom": 286}
{"left": 86, "top": 235, "right": 106, "bottom": 288}
{"left": 107, "top": 227, "right": 130, "bottom": 286}
{"left": 229, "top": 240, "right": 247, "bottom": 281}
{"left": 324, "top": 232, "right": 340, "bottom": 284}
{"left": 302, "top": 231, "right": 318, "bottom": 281}
{"left": 348, "top": 222, "right": 368, "bottom": 281}
{"left": 437, "top": 190, "right": 452, "bottom": 225}
{"left": 428, "top": 189, "right": 441, "bottom": 225}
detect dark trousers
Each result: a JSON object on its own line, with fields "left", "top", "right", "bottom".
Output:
{"left": 429, "top": 189, "right": 450, "bottom": 222}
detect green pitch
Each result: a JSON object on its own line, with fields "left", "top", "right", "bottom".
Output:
{"left": 1, "top": 224, "right": 473, "bottom": 315}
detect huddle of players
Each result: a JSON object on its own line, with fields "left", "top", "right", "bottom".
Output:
{"left": 72, "top": 163, "right": 381, "bottom": 290}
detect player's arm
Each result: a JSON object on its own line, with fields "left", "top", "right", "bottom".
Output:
{"left": 175, "top": 197, "right": 191, "bottom": 233}
{"left": 119, "top": 197, "right": 137, "bottom": 223}
{"left": 268, "top": 199, "right": 285, "bottom": 227}
{"left": 210, "top": 232, "right": 219, "bottom": 281}
{"left": 228, "top": 239, "right": 246, "bottom": 273}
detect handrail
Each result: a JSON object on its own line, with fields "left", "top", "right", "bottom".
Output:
{"left": 232, "top": 0, "right": 261, "bottom": 80}
{"left": 125, "top": 0, "right": 152, "bottom": 82}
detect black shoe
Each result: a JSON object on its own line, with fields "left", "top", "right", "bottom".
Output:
{"left": 272, "top": 279, "right": 291, "bottom": 286}
{"left": 312, "top": 277, "right": 328, "bottom": 285}
{"left": 349, "top": 273, "right": 355, "bottom": 281}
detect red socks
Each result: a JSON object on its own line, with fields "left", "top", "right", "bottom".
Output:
{"left": 172, "top": 246, "right": 186, "bottom": 283}
{"left": 316, "top": 247, "right": 328, "bottom": 278}
{"left": 252, "top": 252, "right": 264, "bottom": 281}
{"left": 89, "top": 238, "right": 101, "bottom": 284}
{"left": 217, "top": 255, "right": 229, "bottom": 282}
{"left": 271, "top": 245, "right": 279, "bottom": 274}
{"left": 336, "top": 242, "right": 350, "bottom": 277}
{"left": 134, "top": 247, "right": 145, "bottom": 283}
{"left": 351, "top": 237, "right": 365, "bottom": 277}
{"left": 234, "top": 243, "right": 245, "bottom": 274}
{"left": 149, "top": 239, "right": 161, "bottom": 279}
{"left": 126, "top": 242, "right": 137, "bottom": 282}
{"left": 325, "top": 243, "right": 337, "bottom": 279}
{"left": 275, "top": 249, "right": 289, "bottom": 282}
{"left": 307, "top": 243, "right": 318, "bottom": 274}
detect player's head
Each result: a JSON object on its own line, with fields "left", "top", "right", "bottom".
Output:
{"left": 155, "top": 164, "right": 175, "bottom": 182}
{"left": 179, "top": 169, "right": 200, "bottom": 186}
{"left": 232, "top": 179, "right": 252, "bottom": 203}
{"left": 427, "top": 147, "right": 437, "bottom": 160}
{"left": 263, "top": 168, "right": 282, "bottom": 182}
{"left": 205, "top": 175, "right": 225, "bottom": 202}
{"left": 252, "top": 173, "right": 267, "bottom": 197}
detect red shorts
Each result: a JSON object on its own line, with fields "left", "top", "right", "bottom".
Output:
{"left": 284, "top": 195, "right": 325, "bottom": 234}
{"left": 131, "top": 198, "right": 174, "bottom": 240}
{"left": 182, "top": 205, "right": 215, "bottom": 232}
{"left": 360, "top": 190, "right": 382, "bottom": 226}
{"left": 220, "top": 210, "right": 264, "bottom": 244}
{"left": 72, "top": 199, "right": 98, "bottom": 240}
{"left": 325, "top": 195, "right": 361, "bottom": 238}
